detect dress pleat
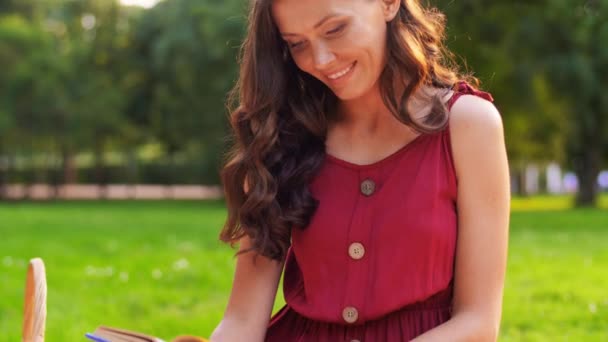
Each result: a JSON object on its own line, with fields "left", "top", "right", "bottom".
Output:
{"left": 266, "top": 287, "right": 452, "bottom": 341}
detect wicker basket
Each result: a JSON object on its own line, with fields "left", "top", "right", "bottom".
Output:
{"left": 22, "top": 258, "right": 47, "bottom": 342}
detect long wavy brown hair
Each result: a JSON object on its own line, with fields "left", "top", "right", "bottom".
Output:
{"left": 220, "top": 0, "right": 474, "bottom": 261}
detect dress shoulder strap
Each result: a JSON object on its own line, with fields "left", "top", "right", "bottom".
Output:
{"left": 446, "top": 81, "right": 494, "bottom": 111}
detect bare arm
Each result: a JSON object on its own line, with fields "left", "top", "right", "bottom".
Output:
{"left": 412, "top": 95, "right": 510, "bottom": 341}
{"left": 210, "top": 235, "right": 284, "bottom": 342}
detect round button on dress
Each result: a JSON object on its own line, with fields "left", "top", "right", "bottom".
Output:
{"left": 342, "top": 306, "right": 359, "bottom": 324}
{"left": 360, "top": 179, "right": 376, "bottom": 196}
{"left": 348, "top": 242, "right": 365, "bottom": 260}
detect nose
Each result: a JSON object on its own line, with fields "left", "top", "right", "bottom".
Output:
{"left": 311, "top": 41, "right": 336, "bottom": 71}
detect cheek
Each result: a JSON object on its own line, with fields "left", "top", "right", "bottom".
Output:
{"left": 292, "top": 56, "right": 314, "bottom": 76}
{"left": 339, "top": 20, "right": 387, "bottom": 66}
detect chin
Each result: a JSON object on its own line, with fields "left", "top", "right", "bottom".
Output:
{"left": 333, "top": 90, "right": 359, "bottom": 101}
{"left": 330, "top": 83, "right": 371, "bottom": 101}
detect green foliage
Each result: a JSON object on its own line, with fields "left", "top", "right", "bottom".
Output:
{"left": 436, "top": 1, "right": 567, "bottom": 164}
{"left": 131, "top": 0, "right": 244, "bottom": 175}
{"left": 0, "top": 1, "right": 606, "bottom": 199}
{"left": 0, "top": 0, "right": 247, "bottom": 185}
{"left": 0, "top": 14, "right": 42, "bottom": 135}
{"left": 438, "top": 0, "right": 608, "bottom": 205}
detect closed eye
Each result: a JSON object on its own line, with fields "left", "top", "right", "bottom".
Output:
{"left": 289, "top": 41, "right": 305, "bottom": 49}
{"left": 327, "top": 24, "right": 346, "bottom": 35}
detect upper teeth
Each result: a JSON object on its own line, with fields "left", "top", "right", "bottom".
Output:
{"left": 328, "top": 63, "right": 354, "bottom": 80}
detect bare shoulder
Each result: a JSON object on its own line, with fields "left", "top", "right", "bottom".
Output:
{"left": 447, "top": 94, "right": 506, "bottom": 178}
{"left": 448, "top": 94, "right": 502, "bottom": 134}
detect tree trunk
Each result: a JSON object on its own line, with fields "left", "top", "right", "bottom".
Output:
{"left": 513, "top": 162, "right": 527, "bottom": 197}
{"left": 60, "top": 145, "right": 76, "bottom": 197}
{"left": 0, "top": 140, "right": 6, "bottom": 201}
{"left": 164, "top": 152, "right": 175, "bottom": 199}
{"left": 574, "top": 96, "right": 603, "bottom": 207}
{"left": 573, "top": 106, "right": 601, "bottom": 206}
{"left": 94, "top": 137, "right": 107, "bottom": 199}
{"left": 50, "top": 153, "right": 61, "bottom": 200}
{"left": 61, "top": 146, "right": 77, "bottom": 184}
{"left": 126, "top": 148, "right": 138, "bottom": 199}
{"left": 23, "top": 151, "right": 33, "bottom": 200}
{"left": 574, "top": 146, "right": 600, "bottom": 207}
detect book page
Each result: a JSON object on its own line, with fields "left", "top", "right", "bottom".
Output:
{"left": 95, "top": 326, "right": 165, "bottom": 342}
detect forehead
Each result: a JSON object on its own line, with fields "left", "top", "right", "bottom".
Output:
{"left": 271, "top": 0, "right": 362, "bottom": 33}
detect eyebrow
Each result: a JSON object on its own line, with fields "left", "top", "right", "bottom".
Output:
{"left": 281, "top": 13, "right": 342, "bottom": 37}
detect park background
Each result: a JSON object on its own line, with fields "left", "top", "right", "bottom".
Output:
{"left": 0, "top": 0, "right": 607, "bottom": 340}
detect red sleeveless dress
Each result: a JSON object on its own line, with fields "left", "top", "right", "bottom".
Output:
{"left": 265, "top": 82, "right": 494, "bottom": 342}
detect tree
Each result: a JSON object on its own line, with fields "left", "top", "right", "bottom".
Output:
{"left": 0, "top": 14, "right": 50, "bottom": 198}
{"left": 516, "top": 0, "right": 608, "bottom": 206}
{"left": 438, "top": 0, "right": 607, "bottom": 205}
{"left": 131, "top": 0, "right": 244, "bottom": 185}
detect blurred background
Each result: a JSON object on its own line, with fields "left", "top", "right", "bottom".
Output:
{"left": 0, "top": 0, "right": 606, "bottom": 341}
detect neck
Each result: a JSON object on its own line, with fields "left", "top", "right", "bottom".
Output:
{"left": 334, "top": 83, "right": 392, "bottom": 133}
{"left": 334, "top": 82, "right": 451, "bottom": 133}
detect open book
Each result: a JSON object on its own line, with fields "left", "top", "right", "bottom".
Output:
{"left": 86, "top": 326, "right": 207, "bottom": 342}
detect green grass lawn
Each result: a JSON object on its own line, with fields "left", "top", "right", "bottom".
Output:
{"left": 1, "top": 195, "right": 607, "bottom": 341}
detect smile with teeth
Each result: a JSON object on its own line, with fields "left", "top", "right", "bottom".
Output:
{"left": 327, "top": 62, "right": 355, "bottom": 80}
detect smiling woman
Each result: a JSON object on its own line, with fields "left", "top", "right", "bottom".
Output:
{"left": 119, "top": 0, "right": 161, "bottom": 8}
{"left": 213, "top": 0, "right": 510, "bottom": 341}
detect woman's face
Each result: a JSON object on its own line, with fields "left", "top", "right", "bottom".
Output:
{"left": 272, "top": 0, "right": 398, "bottom": 100}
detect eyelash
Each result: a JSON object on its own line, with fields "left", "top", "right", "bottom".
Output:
{"left": 327, "top": 24, "right": 346, "bottom": 35}
{"left": 288, "top": 24, "right": 347, "bottom": 50}
{"left": 289, "top": 41, "right": 304, "bottom": 49}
